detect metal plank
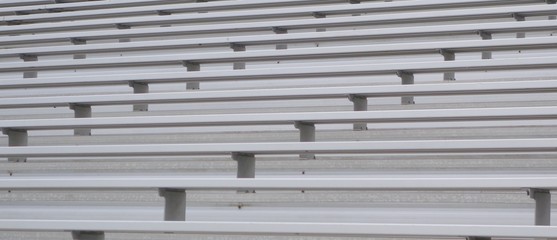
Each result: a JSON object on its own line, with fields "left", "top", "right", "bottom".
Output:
{"left": 0, "top": 139, "right": 555, "bottom": 157}
{"left": 1, "top": 57, "right": 556, "bottom": 89}
{"left": 1, "top": 220, "right": 557, "bottom": 238}
{"left": 2, "top": 37, "right": 556, "bottom": 71}
{"left": 0, "top": 0, "right": 330, "bottom": 16}
{"left": 0, "top": 4, "right": 555, "bottom": 35}
{"left": 1, "top": 17, "right": 554, "bottom": 46}
{"left": 1, "top": 79, "right": 556, "bottom": 109}
{"left": 0, "top": 0, "right": 542, "bottom": 25}
{"left": 1, "top": 176, "right": 557, "bottom": 190}
{"left": 1, "top": 107, "right": 556, "bottom": 131}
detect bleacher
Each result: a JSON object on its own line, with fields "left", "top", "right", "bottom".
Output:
{"left": 0, "top": 0, "right": 556, "bottom": 239}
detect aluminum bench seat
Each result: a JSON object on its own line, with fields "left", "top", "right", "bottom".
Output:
{"left": 2, "top": 37, "right": 556, "bottom": 71}
{"left": 1, "top": 57, "right": 555, "bottom": 89}
{"left": 1, "top": 220, "right": 557, "bottom": 239}
{"left": 0, "top": 0, "right": 543, "bottom": 25}
{"left": 1, "top": 107, "right": 556, "bottom": 132}
{"left": 0, "top": 139, "right": 555, "bottom": 158}
{"left": 0, "top": 4, "right": 555, "bottom": 35}
{"left": 0, "top": 80, "right": 555, "bottom": 109}
{"left": 1, "top": 18, "right": 554, "bottom": 46}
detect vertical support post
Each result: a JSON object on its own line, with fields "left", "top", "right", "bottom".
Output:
{"left": 547, "top": 0, "right": 556, "bottom": 20}
{"left": 116, "top": 24, "right": 131, "bottom": 43}
{"left": 294, "top": 122, "right": 315, "bottom": 160}
{"left": 158, "top": 188, "right": 186, "bottom": 221}
{"left": 272, "top": 27, "right": 288, "bottom": 50}
{"left": 183, "top": 61, "right": 200, "bottom": 90}
{"left": 477, "top": 31, "right": 492, "bottom": 60}
{"left": 128, "top": 82, "right": 149, "bottom": 112}
{"left": 157, "top": 10, "right": 172, "bottom": 27}
{"left": 528, "top": 188, "right": 551, "bottom": 226}
{"left": 348, "top": 95, "right": 368, "bottom": 131}
{"left": 19, "top": 54, "right": 37, "bottom": 78}
{"left": 230, "top": 43, "right": 246, "bottom": 70}
{"left": 69, "top": 104, "right": 92, "bottom": 136}
{"left": 232, "top": 153, "right": 256, "bottom": 193}
{"left": 396, "top": 71, "right": 415, "bottom": 105}
{"left": 70, "top": 38, "right": 87, "bottom": 60}
{"left": 71, "top": 231, "right": 105, "bottom": 240}
{"left": 512, "top": 14, "right": 526, "bottom": 39}
{"left": 312, "top": 12, "right": 326, "bottom": 47}
{"left": 2, "top": 129, "right": 28, "bottom": 163}
{"left": 439, "top": 49, "right": 455, "bottom": 81}
{"left": 467, "top": 237, "right": 491, "bottom": 240}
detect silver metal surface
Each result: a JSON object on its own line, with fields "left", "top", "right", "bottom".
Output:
{"left": 0, "top": 139, "right": 556, "bottom": 157}
{"left": 0, "top": 4, "right": 555, "bottom": 36}
{"left": 1, "top": 107, "right": 556, "bottom": 131}
{"left": 2, "top": 57, "right": 557, "bottom": 89}
{"left": 2, "top": 37, "right": 557, "bottom": 71}
{"left": 1, "top": 220, "right": 557, "bottom": 238}
{"left": 1, "top": 80, "right": 555, "bottom": 109}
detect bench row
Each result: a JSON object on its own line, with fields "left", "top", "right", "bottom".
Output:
{"left": 1, "top": 4, "right": 555, "bottom": 38}
{"left": 0, "top": 0, "right": 543, "bottom": 25}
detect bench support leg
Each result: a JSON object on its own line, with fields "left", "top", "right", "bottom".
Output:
{"left": 295, "top": 122, "right": 316, "bottom": 159}
{"left": 396, "top": 71, "right": 415, "bottom": 105}
{"left": 439, "top": 49, "right": 455, "bottom": 81}
{"left": 19, "top": 54, "right": 37, "bottom": 78}
{"left": 69, "top": 104, "right": 92, "bottom": 136}
{"left": 128, "top": 82, "right": 149, "bottom": 112}
{"left": 71, "top": 231, "right": 104, "bottom": 240}
{"left": 512, "top": 14, "right": 526, "bottom": 39}
{"left": 158, "top": 188, "right": 186, "bottom": 221}
{"left": 349, "top": 95, "right": 368, "bottom": 131}
{"left": 233, "top": 153, "right": 256, "bottom": 193}
{"left": 2, "top": 129, "right": 28, "bottom": 162}
{"left": 467, "top": 237, "right": 491, "bottom": 240}
{"left": 273, "top": 27, "right": 288, "bottom": 50}
{"left": 528, "top": 188, "right": 551, "bottom": 226}
{"left": 116, "top": 24, "right": 131, "bottom": 43}
{"left": 230, "top": 43, "right": 246, "bottom": 70}
{"left": 183, "top": 61, "right": 201, "bottom": 90}
{"left": 477, "top": 31, "right": 492, "bottom": 59}
{"left": 71, "top": 38, "right": 87, "bottom": 60}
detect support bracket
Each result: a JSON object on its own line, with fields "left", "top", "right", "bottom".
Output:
{"left": 2, "top": 128, "right": 28, "bottom": 163}
{"left": 438, "top": 49, "right": 455, "bottom": 81}
{"left": 232, "top": 153, "right": 256, "bottom": 193}
{"left": 527, "top": 188, "right": 551, "bottom": 226}
{"left": 294, "top": 122, "right": 316, "bottom": 160}
{"left": 71, "top": 231, "right": 105, "bottom": 240}
{"left": 348, "top": 94, "right": 368, "bottom": 131}
{"left": 396, "top": 71, "right": 415, "bottom": 105}
{"left": 158, "top": 188, "right": 186, "bottom": 221}
{"left": 69, "top": 104, "right": 92, "bottom": 136}
{"left": 127, "top": 81, "right": 149, "bottom": 111}
{"left": 230, "top": 43, "right": 246, "bottom": 70}
{"left": 183, "top": 61, "right": 201, "bottom": 90}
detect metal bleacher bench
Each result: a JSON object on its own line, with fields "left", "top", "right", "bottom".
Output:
{"left": 1, "top": 0, "right": 557, "bottom": 240}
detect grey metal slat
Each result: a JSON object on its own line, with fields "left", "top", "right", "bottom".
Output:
{"left": 1, "top": 107, "right": 556, "bottom": 131}
{"left": 0, "top": 139, "right": 555, "bottom": 157}
{"left": 2, "top": 37, "right": 557, "bottom": 71}
{"left": 0, "top": 220, "right": 557, "bottom": 238}
{"left": 0, "top": 4, "right": 555, "bottom": 35}
{"left": 0, "top": 57, "right": 555, "bottom": 89}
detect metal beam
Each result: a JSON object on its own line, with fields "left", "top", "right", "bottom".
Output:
{"left": 2, "top": 56, "right": 557, "bottom": 89}
{"left": 0, "top": 139, "right": 556, "bottom": 158}
{"left": 2, "top": 221, "right": 557, "bottom": 238}
{"left": 1, "top": 2, "right": 554, "bottom": 35}
{"left": 2, "top": 176, "right": 557, "bottom": 191}
{"left": 0, "top": 20, "right": 557, "bottom": 46}
{"left": 1, "top": 80, "right": 555, "bottom": 109}
{"left": 3, "top": 37, "right": 557, "bottom": 71}
{"left": 1, "top": 106, "right": 556, "bottom": 131}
